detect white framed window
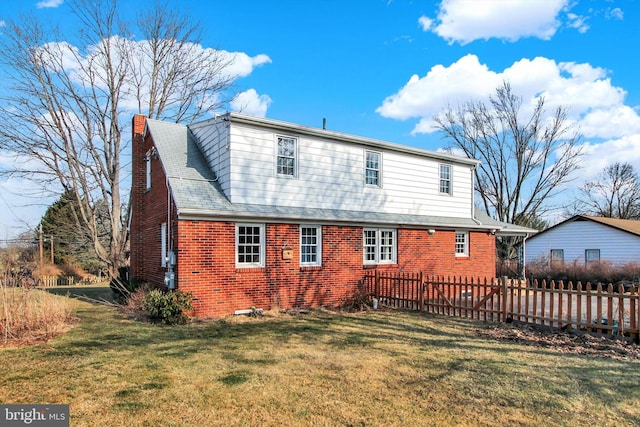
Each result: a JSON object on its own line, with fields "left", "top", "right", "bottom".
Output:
{"left": 161, "top": 223, "right": 167, "bottom": 267}
{"left": 440, "top": 164, "right": 452, "bottom": 195}
{"left": 277, "top": 135, "right": 297, "bottom": 177}
{"left": 455, "top": 231, "right": 468, "bottom": 257}
{"left": 146, "top": 153, "right": 152, "bottom": 189}
{"left": 363, "top": 228, "right": 397, "bottom": 265}
{"left": 236, "top": 224, "right": 265, "bottom": 267}
{"left": 585, "top": 249, "right": 600, "bottom": 264}
{"left": 365, "top": 150, "right": 381, "bottom": 187}
{"left": 550, "top": 249, "right": 564, "bottom": 267}
{"left": 300, "top": 225, "right": 322, "bottom": 266}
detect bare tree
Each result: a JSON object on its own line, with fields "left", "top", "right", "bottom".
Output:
{"left": 576, "top": 162, "right": 640, "bottom": 219}
{"left": 433, "top": 82, "right": 583, "bottom": 267}
{"left": 0, "top": 0, "right": 237, "bottom": 278}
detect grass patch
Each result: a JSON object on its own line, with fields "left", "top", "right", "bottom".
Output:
{"left": 0, "top": 300, "right": 638, "bottom": 426}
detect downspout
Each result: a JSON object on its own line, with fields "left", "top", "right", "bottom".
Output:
{"left": 470, "top": 165, "right": 482, "bottom": 226}
{"left": 521, "top": 233, "right": 529, "bottom": 279}
{"left": 165, "top": 175, "right": 176, "bottom": 290}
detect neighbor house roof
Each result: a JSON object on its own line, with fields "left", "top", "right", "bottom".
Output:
{"left": 530, "top": 215, "right": 640, "bottom": 238}
{"left": 144, "top": 116, "right": 533, "bottom": 234}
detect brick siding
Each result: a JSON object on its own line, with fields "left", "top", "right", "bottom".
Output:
{"left": 130, "top": 114, "right": 497, "bottom": 318}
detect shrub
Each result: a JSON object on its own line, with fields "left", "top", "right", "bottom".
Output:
{"left": 527, "top": 258, "right": 640, "bottom": 286}
{"left": 142, "top": 289, "right": 193, "bottom": 325}
{"left": 341, "top": 285, "right": 373, "bottom": 312}
{"left": 1, "top": 282, "right": 75, "bottom": 344}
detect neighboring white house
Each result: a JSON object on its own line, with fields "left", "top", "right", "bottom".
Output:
{"left": 525, "top": 215, "right": 640, "bottom": 266}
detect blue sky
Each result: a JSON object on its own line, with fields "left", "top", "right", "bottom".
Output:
{"left": 1, "top": 0, "right": 639, "bottom": 239}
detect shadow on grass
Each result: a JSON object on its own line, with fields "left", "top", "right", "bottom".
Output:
{"left": 45, "top": 284, "right": 115, "bottom": 304}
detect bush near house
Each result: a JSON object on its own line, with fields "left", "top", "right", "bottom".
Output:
{"left": 142, "top": 289, "right": 193, "bottom": 325}
{"left": 527, "top": 259, "right": 640, "bottom": 287}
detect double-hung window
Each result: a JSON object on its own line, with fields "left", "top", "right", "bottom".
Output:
{"left": 550, "top": 249, "right": 564, "bottom": 268}
{"left": 277, "top": 136, "right": 297, "bottom": 177}
{"left": 439, "top": 164, "right": 452, "bottom": 195}
{"left": 585, "top": 249, "right": 600, "bottom": 265}
{"left": 300, "top": 225, "right": 322, "bottom": 266}
{"left": 363, "top": 228, "right": 396, "bottom": 264}
{"left": 365, "top": 150, "right": 381, "bottom": 187}
{"left": 236, "top": 224, "right": 265, "bottom": 267}
{"left": 455, "top": 231, "right": 468, "bottom": 257}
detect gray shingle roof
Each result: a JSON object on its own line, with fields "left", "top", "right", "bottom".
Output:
{"left": 145, "top": 118, "right": 534, "bottom": 234}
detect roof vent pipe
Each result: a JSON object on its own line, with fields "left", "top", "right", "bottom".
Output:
{"left": 322, "top": 118, "right": 326, "bottom": 130}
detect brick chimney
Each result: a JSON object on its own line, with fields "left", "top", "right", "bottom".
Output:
{"left": 129, "top": 114, "right": 147, "bottom": 280}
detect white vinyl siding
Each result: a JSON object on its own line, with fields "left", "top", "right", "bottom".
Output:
{"left": 455, "top": 231, "right": 468, "bottom": 257}
{"left": 236, "top": 224, "right": 265, "bottom": 268}
{"left": 211, "top": 123, "right": 473, "bottom": 219}
{"left": 365, "top": 150, "right": 381, "bottom": 187}
{"left": 300, "top": 225, "right": 322, "bottom": 266}
{"left": 363, "top": 228, "right": 396, "bottom": 265}
{"left": 526, "top": 219, "right": 640, "bottom": 266}
{"left": 189, "top": 118, "right": 231, "bottom": 196}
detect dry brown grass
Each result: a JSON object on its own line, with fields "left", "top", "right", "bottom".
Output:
{"left": 0, "top": 282, "right": 76, "bottom": 345}
{"left": 1, "top": 299, "right": 639, "bottom": 426}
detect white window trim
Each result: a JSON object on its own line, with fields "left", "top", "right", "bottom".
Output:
{"left": 455, "top": 231, "right": 469, "bottom": 257}
{"left": 275, "top": 135, "right": 298, "bottom": 178}
{"left": 161, "top": 222, "right": 167, "bottom": 267}
{"left": 363, "top": 228, "right": 397, "bottom": 265}
{"left": 364, "top": 150, "right": 382, "bottom": 188}
{"left": 300, "top": 225, "right": 322, "bottom": 266}
{"left": 439, "top": 163, "right": 452, "bottom": 195}
{"left": 585, "top": 249, "right": 600, "bottom": 264}
{"left": 236, "top": 223, "right": 266, "bottom": 268}
{"left": 145, "top": 153, "right": 152, "bottom": 190}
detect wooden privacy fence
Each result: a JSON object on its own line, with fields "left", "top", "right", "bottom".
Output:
{"left": 363, "top": 271, "right": 640, "bottom": 342}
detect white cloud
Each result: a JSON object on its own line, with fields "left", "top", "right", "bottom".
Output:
{"left": 418, "top": 16, "right": 433, "bottom": 31}
{"left": 230, "top": 89, "right": 272, "bottom": 118}
{"left": 422, "top": 0, "right": 570, "bottom": 44}
{"left": 222, "top": 52, "right": 272, "bottom": 79}
{"left": 579, "top": 106, "right": 640, "bottom": 139}
{"left": 377, "top": 54, "right": 500, "bottom": 124}
{"left": 566, "top": 13, "right": 590, "bottom": 34}
{"left": 0, "top": 21, "right": 5, "bottom": 28}
{"left": 36, "top": 0, "right": 64, "bottom": 9}
{"left": 572, "top": 134, "right": 640, "bottom": 184}
{"left": 607, "top": 7, "right": 624, "bottom": 20}
{"left": 377, "top": 54, "right": 637, "bottom": 141}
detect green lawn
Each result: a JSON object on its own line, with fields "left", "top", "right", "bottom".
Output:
{"left": 1, "top": 290, "right": 638, "bottom": 426}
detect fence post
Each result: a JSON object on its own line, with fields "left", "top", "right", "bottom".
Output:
{"left": 374, "top": 270, "right": 380, "bottom": 300}
{"left": 419, "top": 272, "right": 424, "bottom": 312}
{"left": 502, "top": 276, "right": 509, "bottom": 322}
